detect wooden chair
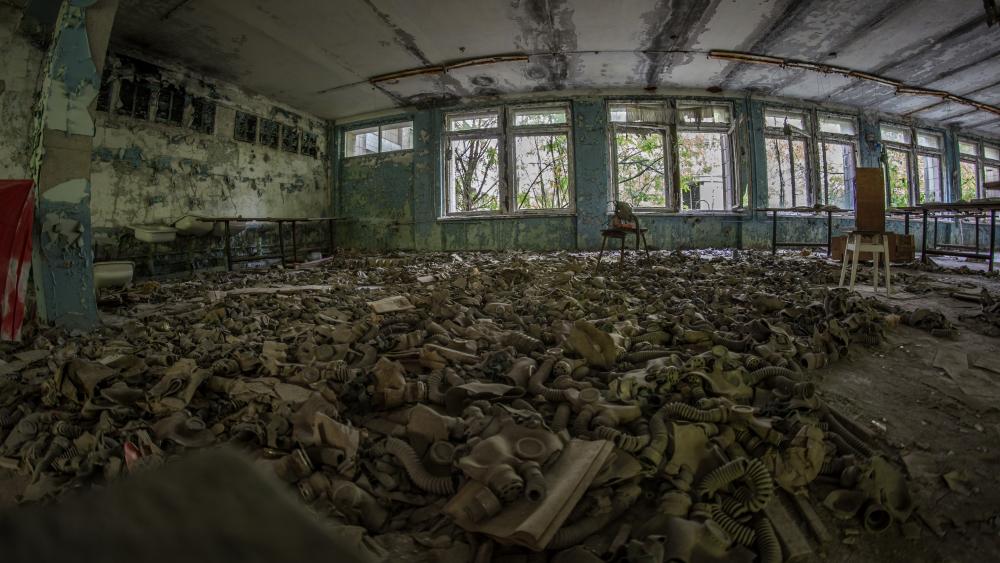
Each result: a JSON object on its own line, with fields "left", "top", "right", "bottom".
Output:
{"left": 839, "top": 231, "right": 891, "bottom": 293}
{"left": 596, "top": 201, "right": 650, "bottom": 271}
{"left": 839, "top": 168, "right": 891, "bottom": 294}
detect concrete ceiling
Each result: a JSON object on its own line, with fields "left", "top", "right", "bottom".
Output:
{"left": 111, "top": 0, "right": 1000, "bottom": 137}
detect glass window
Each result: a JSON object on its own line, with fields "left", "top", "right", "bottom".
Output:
{"left": 609, "top": 103, "right": 668, "bottom": 124}
{"left": 447, "top": 137, "right": 500, "bottom": 213}
{"left": 234, "top": 111, "right": 258, "bottom": 143}
{"left": 380, "top": 122, "right": 413, "bottom": 152}
{"left": 344, "top": 122, "right": 413, "bottom": 157}
{"left": 677, "top": 131, "right": 731, "bottom": 211}
{"left": 259, "top": 118, "right": 279, "bottom": 149}
{"left": 281, "top": 126, "right": 300, "bottom": 154}
{"left": 985, "top": 165, "right": 1000, "bottom": 195}
{"left": 117, "top": 79, "right": 152, "bottom": 120}
{"left": 615, "top": 129, "right": 667, "bottom": 207}
{"left": 885, "top": 148, "right": 912, "bottom": 207}
{"left": 959, "top": 140, "right": 978, "bottom": 156}
{"left": 985, "top": 145, "right": 1000, "bottom": 161}
{"left": 960, "top": 160, "right": 979, "bottom": 200}
{"left": 880, "top": 124, "right": 911, "bottom": 145}
{"left": 917, "top": 131, "right": 942, "bottom": 150}
{"left": 190, "top": 97, "right": 215, "bottom": 135}
{"left": 301, "top": 132, "right": 319, "bottom": 159}
{"left": 677, "top": 104, "right": 731, "bottom": 126}
{"left": 155, "top": 85, "right": 185, "bottom": 126}
{"left": 819, "top": 115, "right": 857, "bottom": 136}
{"left": 764, "top": 108, "right": 807, "bottom": 131}
{"left": 820, "top": 141, "right": 855, "bottom": 209}
{"left": 917, "top": 154, "right": 942, "bottom": 203}
{"left": 514, "top": 134, "right": 571, "bottom": 210}
{"left": 447, "top": 110, "right": 499, "bottom": 131}
{"left": 766, "top": 136, "right": 809, "bottom": 208}
{"left": 513, "top": 107, "right": 568, "bottom": 127}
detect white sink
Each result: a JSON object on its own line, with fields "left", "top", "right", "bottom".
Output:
{"left": 173, "top": 215, "right": 214, "bottom": 236}
{"left": 131, "top": 225, "right": 177, "bottom": 243}
{"left": 94, "top": 261, "right": 134, "bottom": 290}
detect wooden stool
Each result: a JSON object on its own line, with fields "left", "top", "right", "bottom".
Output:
{"left": 839, "top": 231, "right": 891, "bottom": 293}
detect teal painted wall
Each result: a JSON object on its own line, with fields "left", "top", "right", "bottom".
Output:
{"left": 334, "top": 96, "right": 1000, "bottom": 253}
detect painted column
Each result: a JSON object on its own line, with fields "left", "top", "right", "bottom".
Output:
{"left": 943, "top": 127, "right": 961, "bottom": 202}
{"left": 412, "top": 108, "right": 440, "bottom": 250}
{"left": 572, "top": 98, "right": 609, "bottom": 250}
{"left": 29, "top": 0, "right": 118, "bottom": 330}
{"left": 857, "top": 111, "right": 881, "bottom": 169}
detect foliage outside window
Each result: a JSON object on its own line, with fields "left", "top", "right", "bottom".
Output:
{"left": 344, "top": 121, "right": 413, "bottom": 157}
{"left": 443, "top": 106, "right": 572, "bottom": 215}
{"left": 818, "top": 114, "right": 857, "bottom": 209}
{"left": 958, "top": 138, "right": 982, "bottom": 200}
{"left": 765, "top": 108, "right": 811, "bottom": 208}
{"left": 281, "top": 126, "right": 300, "bottom": 154}
{"left": 676, "top": 103, "right": 734, "bottom": 211}
{"left": 259, "top": 118, "right": 280, "bottom": 149}
{"left": 880, "top": 123, "right": 920, "bottom": 207}
{"left": 916, "top": 130, "right": 943, "bottom": 203}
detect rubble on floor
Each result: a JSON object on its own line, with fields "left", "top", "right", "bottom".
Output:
{"left": 0, "top": 251, "right": 965, "bottom": 561}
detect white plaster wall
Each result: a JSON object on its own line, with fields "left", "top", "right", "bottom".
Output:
{"left": 90, "top": 50, "right": 330, "bottom": 229}
{"left": 0, "top": 6, "right": 45, "bottom": 180}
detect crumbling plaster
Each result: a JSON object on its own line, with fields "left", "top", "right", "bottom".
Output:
{"left": 0, "top": 4, "right": 46, "bottom": 180}
{"left": 89, "top": 50, "right": 331, "bottom": 231}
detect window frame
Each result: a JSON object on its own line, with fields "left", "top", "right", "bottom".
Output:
{"left": 441, "top": 104, "right": 575, "bottom": 217}
{"left": 764, "top": 106, "right": 813, "bottom": 208}
{"left": 879, "top": 122, "right": 920, "bottom": 207}
{"left": 817, "top": 112, "right": 859, "bottom": 209}
{"left": 915, "top": 129, "right": 944, "bottom": 204}
{"left": 343, "top": 120, "right": 414, "bottom": 158}
{"left": 675, "top": 100, "right": 736, "bottom": 211}
{"left": 609, "top": 100, "right": 673, "bottom": 210}
{"left": 958, "top": 137, "right": 983, "bottom": 200}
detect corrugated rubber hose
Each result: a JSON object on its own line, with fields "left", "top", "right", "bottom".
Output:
{"left": 698, "top": 457, "right": 774, "bottom": 513}
{"left": 384, "top": 437, "right": 456, "bottom": 495}
{"left": 754, "top": 516, "right": 782, "bottom": 563}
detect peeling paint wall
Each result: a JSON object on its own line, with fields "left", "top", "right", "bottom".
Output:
{"left": 89, "top": 50, "right": 330, "bottom": 232}
{"left": 0, "top": 5, "right": 46, "bottom": 180}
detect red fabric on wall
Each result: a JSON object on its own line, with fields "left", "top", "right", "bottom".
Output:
{"left": 1, "top": 180, "right": 35, "bottom": 341}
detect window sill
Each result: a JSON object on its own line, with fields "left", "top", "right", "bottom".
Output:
{"left": 438, "top": 211, "right": 576, "bottom": 221}
{"left": 613, "top": 210, "right": 746, "bottom": 218}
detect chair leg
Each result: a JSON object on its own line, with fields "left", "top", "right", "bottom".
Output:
{"left": 619, "top": 236, "right": 626, "bottom": 264}
{"left": 641, "top": 232, "right": 650, "bottom": 261}
{"left": 884, "top": 235, "right": 892, "bottom": 294}
{"left": 596, "top": 236, "right": 607, "bottom": 272}
{"left": 839, "top": 241, "right": 850, "bottom": 287}
{"left": 849, "top": 236, "right": 861, "bottom": 291}
{"left": 873, "top": 249, "right": 880, "bottom": 291}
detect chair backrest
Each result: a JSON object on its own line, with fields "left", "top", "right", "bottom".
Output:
{"left": 854, "top": 168, "right": 885, "bottom": 233}
{"left": 613, "top": 201, "right": 639, "bottom": 229}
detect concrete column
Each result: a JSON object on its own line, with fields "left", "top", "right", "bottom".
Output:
{"left": 943, "top": 127, "right": 961, "bottom": 202}
{"left": 30, "top": 0, "right": 118, "bottom": 330}
{"left": 411, "top": 109, "right": 440, "bottom": 250}
{"left": 572, "top": 98, "right": 609, "bottom": 250}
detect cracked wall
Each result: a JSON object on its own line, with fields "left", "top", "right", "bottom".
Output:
{"left": 0, "top": 5, "right": 46, "bottom": 180}
{"left": 89, "top": 50, "right": 330, "bottom": 241}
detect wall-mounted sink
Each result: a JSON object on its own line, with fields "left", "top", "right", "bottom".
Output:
{"left": 212, "top": 221, "right": 247, "bottom": 237}
{"left": 94, "top": 261, "right": 135, "bottom": 290}
{"left": 131, "top": 224, "right": 177, "bottom": 243}
{"left": 173, "top": 215, "right": 214, "bottom": 236}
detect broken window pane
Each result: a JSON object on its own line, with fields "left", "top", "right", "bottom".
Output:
{"left": 678, "top": 105, "right": 731, "bottom": 126}
{"left": 820, "top": 141, "right": 855, "bottom": 209}
{"left": 447, "top": 137, "right": 500, "bottom": 212}
{"left": 917, "top": 130, "right": 942, "bottom": 150}
{"left": 96, "top": 68, "right": 113, "bottom": 113}
{"left": 609, "top": 103, "right": 668, "bottom": 124}
{"left": 234, "top": 111, "right": 258, "bottom": 143}
{"left": 155, "top": 85, "right": 185, "bottom": 126}
{"left": 380, "top": 122, "right": 413, "bottom": 152}
{"left": 447, "top": 111, "right": 499, "bottom": 132}
{"left": 301, "top": 132, "right": 319, "bottom": 158}
{"left": 615, "top": 129, "right": 666, "bottom": 208}
{"left": 765, "top": 136, "right": 809, "bottom": 208}
{"left": 984, "top": 145, "right": 1000, "bottom": 161}
{"left": 960, "top": 159, "right": 979, "bottom": 200}
{"left": 345, "top": 126, "right": 379, "bottom": 156}
{"left": 190, "top": 97, "right": 215, "bottom": 135}
{"left": 764, "top": 109, "right": 806, "bottom": 131}
{"left": 117, "top": 79, "right": 152, "bottom": 120}
{"left": 677, "top": 131, "right": 730, "bottom": 211}
{"left": 259, "top": 119, "right": 279, "bottom": 148}
{"left": 513, "top": 107, "right": 569, "bottom": 127}
{"left": 886, "top": 148, "right": 912, "bottom": 207}
{"left": 281, "top": 126, "right": 300, "bottom": 153}
{"left": 514, "top": 133, "right": 570, "bottom": 210}
{"left": 917, "top": 154, "right": 942, "bottom": 203}
{"left": 880, "top": 124, "right": 911, "bottom": 145}
{"left": 959, "top": 140, "right": 978, "bottom": 156}
{"left": 818, "top": 115, "right": 856, "bottom": 136}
